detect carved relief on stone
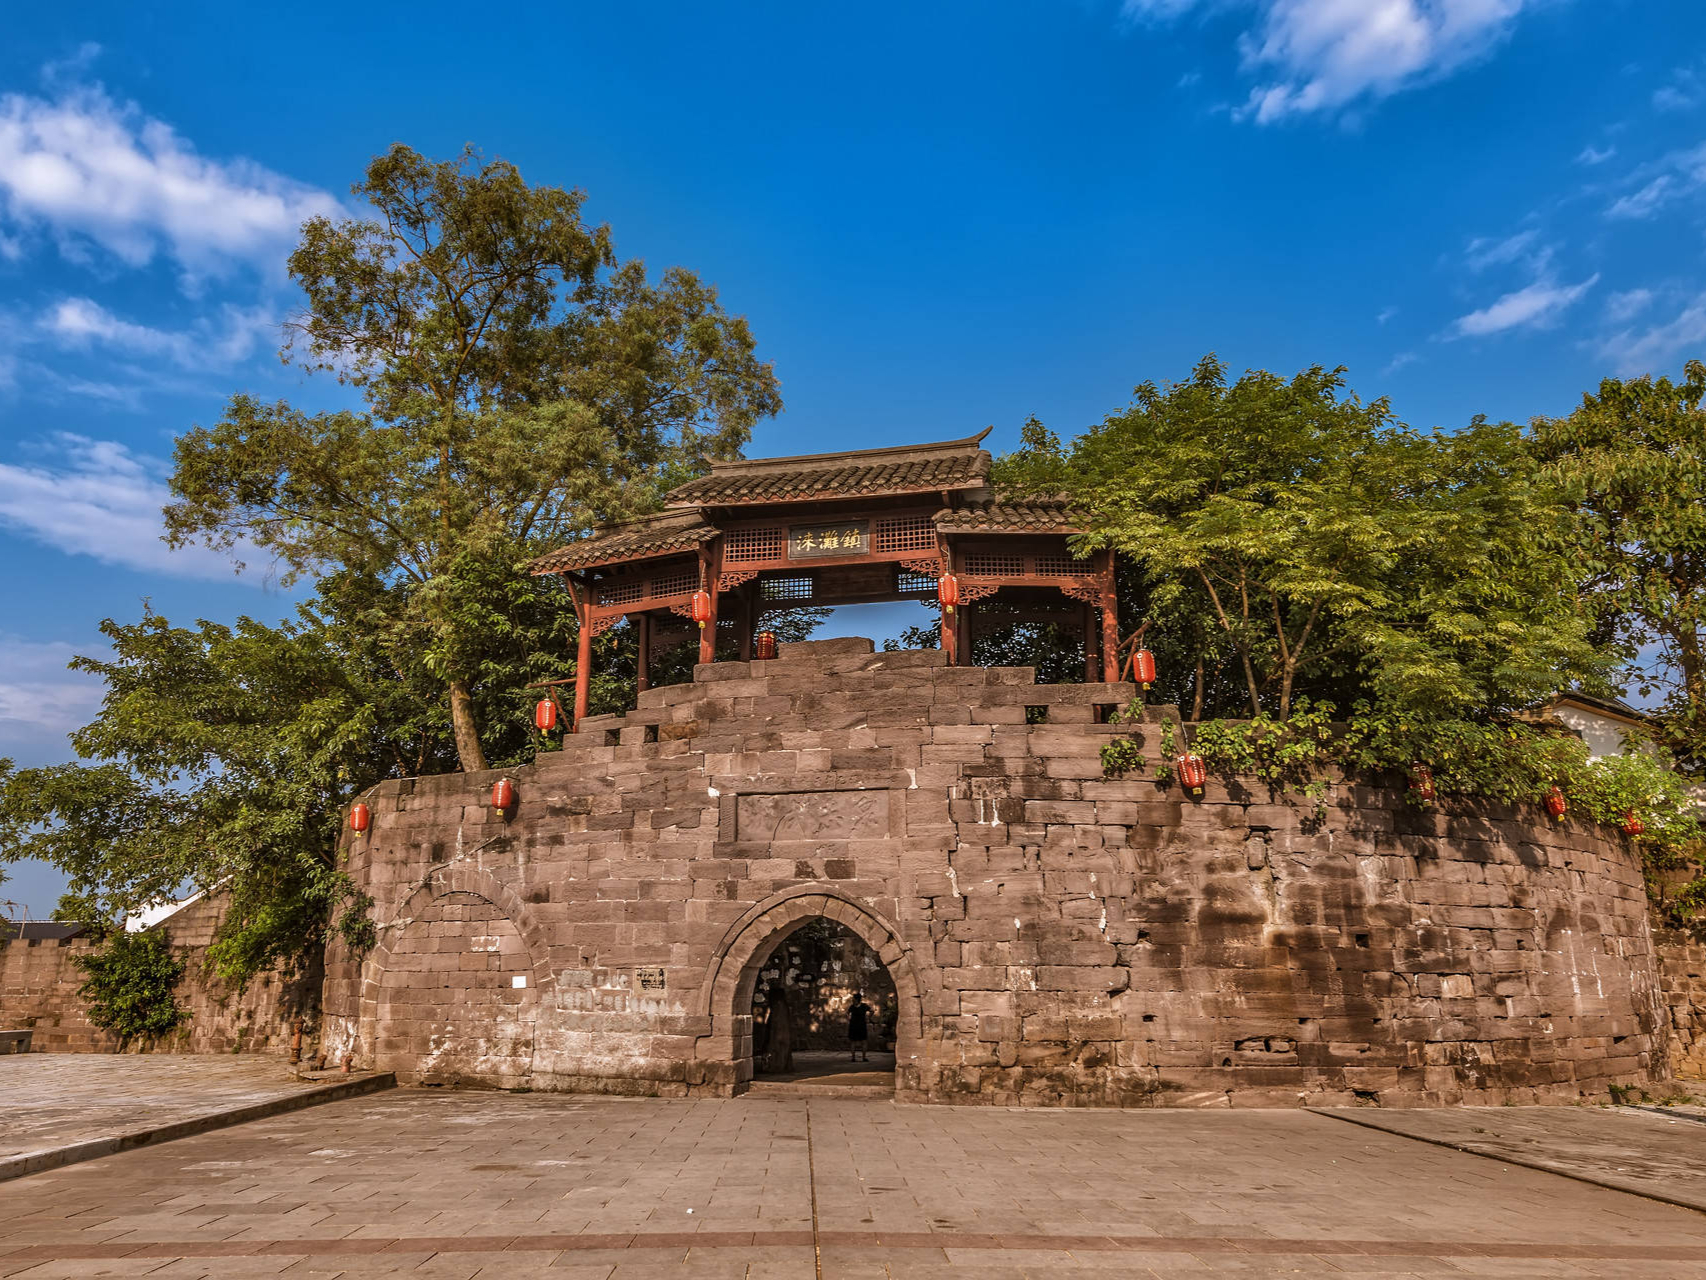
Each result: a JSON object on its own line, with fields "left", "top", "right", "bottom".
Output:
{"left": 735, "top": 789, "right": 891, "bottom": 841}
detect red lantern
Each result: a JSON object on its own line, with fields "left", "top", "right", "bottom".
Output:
{"left": 691, "top": 589, "right": 713, "bottom": 630}
{"left": 1129, "top": 648, "right": 1156, "bottom": 689}
{"left": 754, "top": 630, "right": 778, "bottom": 660}
{"left": 534, "top": 699, "right": 558, "bottom": 734}
{"left": 937, "top": 573, "right": 960, "bottom": 615}
{"left": 1177, "top": 752, "right": 1208, "bottom": 796}
{"left": 1410, "top": 765, "right": 1435, "bottom": 803}
{"left": 1622, "top": 810, "right": 1645, "bottom": 837}
{"left": 492, "top": 777, "right": 517, "bottom": 813}
{"left": 349, "top": 803, "right": 371, "bottom": 834}
{"left": 1544, "top": 785, "right": 1567, "bottom": 819}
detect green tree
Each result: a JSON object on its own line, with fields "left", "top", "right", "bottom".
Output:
{"left": 164, "top": 144, "right": 780, "bottom": 771}
{"left": 73, "top": 929, "right": 188, "bottom": 1045}
{"left": 1530, "top": 360, "right": 1706, "bottom": 772}
{"left": 999, "top": 357, "right": 1610, "bottom": 722}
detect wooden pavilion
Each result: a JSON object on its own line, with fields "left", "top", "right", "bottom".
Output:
{"left": 528, "top": 429, "right": 1120, "bottom": 727}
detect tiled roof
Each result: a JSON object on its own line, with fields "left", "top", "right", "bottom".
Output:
{"left": 665, "top": 429, "right": 993, "bottom": 506}
{"left": 528, "top": 511, "right": 717, "bottom": 575}
{"left": 932, "top": 501, "right": 1083, "bottom": 534}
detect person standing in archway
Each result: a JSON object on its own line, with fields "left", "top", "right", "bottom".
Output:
{"left": 847, "top": 990, "right": 871, "bottom": 1063}
{"left": 762, "top": 978, "right": 793, "bottom": 1075}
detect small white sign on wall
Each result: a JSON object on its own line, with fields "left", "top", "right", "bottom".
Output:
{"left": 470, "top": 935, "right": 501, "bottom": 953}
{"left": 512, "top": 975, "right": 528, "bottom": 988}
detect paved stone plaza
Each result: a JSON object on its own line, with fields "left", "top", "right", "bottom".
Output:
{"left": 8, "top": 1089, "right": 1706, "bottom": 1278}
{"left": 1, "top": 1057, "right": 366, "bottom": 1167}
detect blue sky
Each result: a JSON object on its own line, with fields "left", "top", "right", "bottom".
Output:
{"left": 1, "top": 0, "right": 1703, "bottom": 913}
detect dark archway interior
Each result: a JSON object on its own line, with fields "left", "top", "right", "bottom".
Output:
{"left": 750, "top": 917, "right": 898, "bottom": 1083}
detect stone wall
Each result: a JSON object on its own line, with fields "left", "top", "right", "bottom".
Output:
{"left": 0, "top": 931, "right": 111, "bottom": 1052}
{"left": 1656, "top": 930, "right": 1706, "bottom": 1082}
{"left": 0, "top": 894, "right": 310, "bottom": 1054}
{"left": 322, "top": 638, "right": 1668, "bottom": 1107}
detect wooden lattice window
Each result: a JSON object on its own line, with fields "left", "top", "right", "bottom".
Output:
{"left": 897, "top": 570, "right": 936, "bottom": 594}
{"left": 724, "top": 526, "right": 785, "bottom": 563}
{"left": 762, "top": 574, "right": 814, "bottom": 602}
{"left": 963, "top": 552, "right": 1023, "bottom": 578}
{"left": 1033, "top": 553, "right": 1084, "bottom": 577}
{"left": 651, "top": 569, "right": 697, "bottom": 598}
{"left": 597, "top": 579, "right": 644, "bottom": 606}
{"left": 873, "top": 515, "right": 936, "bottom": 553}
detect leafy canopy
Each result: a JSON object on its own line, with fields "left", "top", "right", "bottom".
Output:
{"left": 1000, "top": 355, "right": 1609, "bottom": 722}
{"left": 164, "top": 144, "right": 781, "bottom": 770}
{"left": 1531, "top": 360, "right": 1706, "bottom": 772}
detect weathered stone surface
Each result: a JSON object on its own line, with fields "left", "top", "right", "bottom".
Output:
{"left": 321, "top": 639, "right": 1672, "bottom": 1106}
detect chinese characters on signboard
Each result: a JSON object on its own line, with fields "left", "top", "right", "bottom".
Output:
{"left": 788, "top": 521, "right": 869, "bottom": 559}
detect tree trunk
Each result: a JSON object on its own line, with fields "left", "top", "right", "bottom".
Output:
{"left": 448, "top": 678, "right": 488, "bottom": 772}
{"left": 1192, "top": 655, "right": 1205, "bottom": 722}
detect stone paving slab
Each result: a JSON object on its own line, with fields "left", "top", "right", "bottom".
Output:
{"left": 1311, "top": 1104, "right": 1706, "bottom": 1215}
{"left": 5, "top": 1092, "right": 1706, "bottom": 1277}
{"left": 0, "top": 1054, "right": 393, "bottom": 1181}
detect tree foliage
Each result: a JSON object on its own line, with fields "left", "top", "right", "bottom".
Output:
{"left": 1000, "top": 356, "right": 1611, "bottom": 722}
{"left": 1531, "top": 361, "right": 1706, "bottom": 772}
{"left": 164, "top": 144, "right": 781, "bottom": 771}
{"left": 74, "top": 929, "right": 188, "bottom": 1044}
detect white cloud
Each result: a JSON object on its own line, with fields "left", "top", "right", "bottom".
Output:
{"left": 1124, "top": 0, "right": 1535, "bottom": 123}
{"left": 1598, "top": 296, "right": 1706, "bottom": 377}
{"left": 1652, "top": 66, "right": 1703, "bottom": 114}
{"left": 1604, "top": 288, "right": 1654, "bottom": 325}
{"left": 0, "top": 635, "right": 105, "bottom": 738}
{"left": 1576, "top": 144, "right": 1616, "bottom": 166}
{"left": 1451, "top": 273, "right": 1598, "bottom": 337}
{"left": 1463, "top": 227, "right": 1545, "bottom": 272}
{"left": 1606, "top": 175, "right": 1676, "bottom": 221}
{"left": 1377, "top": 305, "right": 1399, "bottom": 324}
{"left": 42, "top": 297, "right": 277, "bottom": 370}
{"left": 1653, "top": 85, "right": 1696, "bottom": 113}
{"left": 0, "top": 434, "right": 258, "bottom": 580}
{"left": 0, "top": 81, "right": 339, "bottom": 286}
{"left": 1382, "top": 350, "right": 1420, "bottom": 374}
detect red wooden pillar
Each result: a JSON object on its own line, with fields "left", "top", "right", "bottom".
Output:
{"left": 937, "top": 540, "right": 956, "bottom": 665}
{"left": 637, "top": 612, "right": 651, "bottom": 694}
{"left": 568, "top": 575, "right": 592, "bottom": 731}
{"left": 1099, "top": 551, "right": 1120, "bottom": 683}
{"left": 1082, "top": 601, "right": 1098, "bottom": 683}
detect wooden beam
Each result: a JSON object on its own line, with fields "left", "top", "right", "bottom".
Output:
{"left": 637, "top": 612, "right": 652, "bottom": 694}
{"left": 566, "top": 574, "right": 592, "bottom": 731}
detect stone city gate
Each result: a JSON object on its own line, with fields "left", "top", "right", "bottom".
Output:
{"left": 322, "top": 636, "right": 1668, "bottom": 1107}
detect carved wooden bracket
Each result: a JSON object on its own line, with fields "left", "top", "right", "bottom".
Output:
{"left": 899, "top": 557, "right": 944, "bottom": 579}
{"left": 1058, "top": 579, "right": 1103, "bottom": 605}
{"left": 959, "top": 583, "right": 1001, "bottom": 604}
{"left": 718, "top": 569, "right": 761, "bottom": 592}
{"left": 588, "top": 613, "right": 625, "bottom": 637}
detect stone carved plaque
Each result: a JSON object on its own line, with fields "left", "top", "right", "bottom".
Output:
{"left": 637, "top": 966, "right": 666, "bottom": 991}
{"left": 736, "top": 789, "right": 889, "bottom": 841}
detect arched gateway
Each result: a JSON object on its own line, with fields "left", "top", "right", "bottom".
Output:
{"left": 699, "top": 888, "right": 926, "bottom": 1096}
{"left": 319, "top": 430, "right": 1667, "bottom": 1109}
